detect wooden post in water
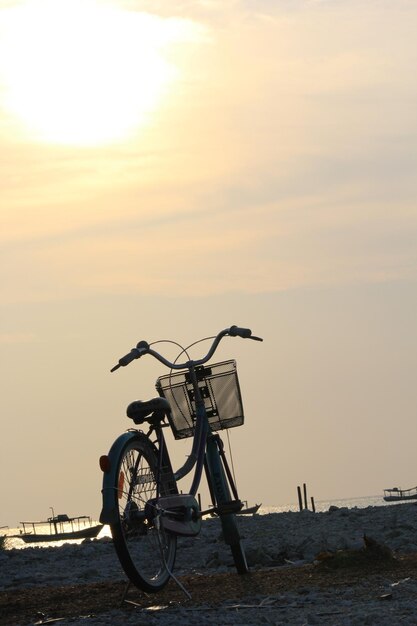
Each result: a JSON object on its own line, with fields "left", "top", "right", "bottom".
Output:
{"left": 303, "top": 483, "right": 308, "bottom": 510}
{"left": 297, "top": 486, "right": 303, "bottom": 511}
{"left": 311, "top": 496, "right": 316, "bottom": 512}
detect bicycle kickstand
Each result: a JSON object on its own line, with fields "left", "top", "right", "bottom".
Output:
{"left": 155, "top": 513, "right": 192, "bottom": 600}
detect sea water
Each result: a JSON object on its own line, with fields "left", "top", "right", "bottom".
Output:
{"left": 261, "top": 494, "right": 393, "bottom": 514}
{"left": 1, "top": 495, "right": 402, "bottom": 550}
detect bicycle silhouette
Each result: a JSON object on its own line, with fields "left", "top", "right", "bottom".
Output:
{"left": 100, "top": 325, "right": 262, "bottom": 593}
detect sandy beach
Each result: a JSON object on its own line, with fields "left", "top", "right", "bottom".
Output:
{"left": 2, "top": 502, "right": 417, "bottom": 625}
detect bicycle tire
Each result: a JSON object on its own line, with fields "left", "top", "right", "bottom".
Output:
{"left": 110, "top": 433, "right": 177, "bottom": 592}
{"left": 230, "top": 538, "right": 249, "bottom": 574}
{"left": 218, "top": 510, "right": 249, "bottom": 575}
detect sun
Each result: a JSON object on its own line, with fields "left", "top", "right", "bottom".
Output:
{"left": 0, "top": 0, "right": 195, "bottom": 145}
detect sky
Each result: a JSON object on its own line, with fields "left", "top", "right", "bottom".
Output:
{"left": 1, "top": 0, "right": 416, "bottom": 527}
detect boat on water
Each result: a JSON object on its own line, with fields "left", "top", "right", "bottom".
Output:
{"left": 207, "top": 501, "right": 261, "bottom": 517}
{"left": 383, "top": 486, "right": 417, "bottom": 502}
{"left": 238, "top": 502, "right": 261, "bottom": 515}
{"left": 14, "top": 510, "right": 103, "bottom": 543}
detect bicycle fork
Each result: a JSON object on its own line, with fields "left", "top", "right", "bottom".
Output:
{"left": 204, "top": 433, "right": 244, "bottom": 543}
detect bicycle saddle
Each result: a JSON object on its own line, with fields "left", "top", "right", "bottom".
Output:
{"left": 126, "top": 397, "right": 171, "bottom": 424}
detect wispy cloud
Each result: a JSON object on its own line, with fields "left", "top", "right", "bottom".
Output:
{"left": 1, "top": 0, "right": 417, "bottom": 528}
{"left": 1, "top": 0, "right": 416, "bottom": 304}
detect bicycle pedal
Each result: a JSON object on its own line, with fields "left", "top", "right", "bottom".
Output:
{"left": 157, "top": 494, "right": 202, "bottom": 537}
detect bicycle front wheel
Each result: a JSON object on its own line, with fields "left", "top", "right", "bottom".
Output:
{"left": 110, "top": 434, "right": 177, "bottom": 592}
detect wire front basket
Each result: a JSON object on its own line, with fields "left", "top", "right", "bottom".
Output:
{"left": 156, "top": 360, "right": 244, "bottom": 439}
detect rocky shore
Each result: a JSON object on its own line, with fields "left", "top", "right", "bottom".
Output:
{"left": 2, "top": 502, "right": 417, "bottom": 624}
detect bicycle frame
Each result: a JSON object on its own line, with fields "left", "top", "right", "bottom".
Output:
{"left": 100, "top": 325, "right": 262, "bottom": 583}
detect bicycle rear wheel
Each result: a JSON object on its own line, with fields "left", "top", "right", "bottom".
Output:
{"left": 110, "top": 434, "right": 177, "bottom": 592}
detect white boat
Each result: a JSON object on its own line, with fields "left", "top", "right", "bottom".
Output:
{"left": 383, "top": 486, "right": 417, "bottom": 502}
{"left": 13, "top": 511, "right": 103, "bottom": 543}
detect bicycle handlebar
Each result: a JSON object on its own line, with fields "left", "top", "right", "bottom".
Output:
{"left": 229, "top": 325, "right": 254, "bottom": 338}
{"left": 110, "top": 326, "right": 262, "bottom": 372}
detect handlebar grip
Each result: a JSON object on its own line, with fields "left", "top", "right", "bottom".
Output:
{"left": 110, "top": 341, "right": 150, "bottom": 372}
{"left": 110, "top": 348, "right": 140, "bottom": 373}
{"left": 119, "top": 348, "right": 141, "bottom": 366}
{"left": 229, "top": 325, "right": 252, "bottom": 338}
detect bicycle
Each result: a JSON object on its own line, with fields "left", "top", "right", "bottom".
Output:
{"left": 99, "top": 325, "right": 263, "bottom": 593}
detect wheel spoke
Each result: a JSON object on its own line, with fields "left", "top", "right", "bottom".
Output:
{"left": 110, "top": 436, "right": 176, "bottom": 592}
